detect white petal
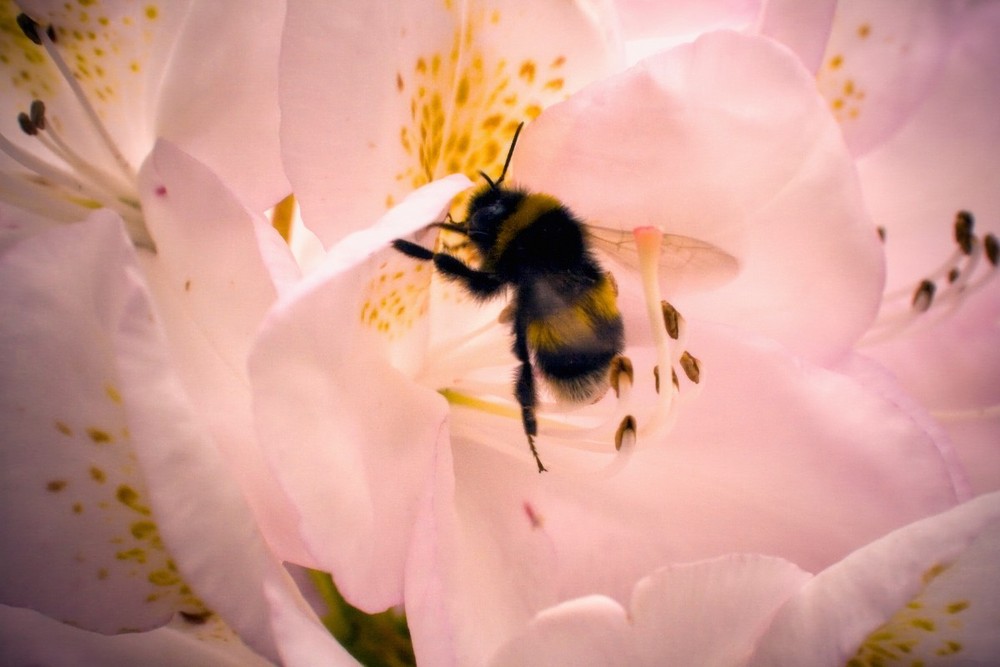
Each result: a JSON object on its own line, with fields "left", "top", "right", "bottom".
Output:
{"left": 750, "top": 492, "right": 1000, "bottom": 665}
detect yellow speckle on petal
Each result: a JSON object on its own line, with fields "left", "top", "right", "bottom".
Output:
{"left": 55, "top": 420, "right": 73, "bottom": 436}
{"left": 105, "top": 384, "right": 123, "bottom": 404}
{"left": 87, "top": 427, "right": 113, "bottom": 443}
{"left": 116, "top": 547, "right": 147, "bottom": 563}
{"left": 148, "top": 569, "right": 180, "bottom": 586}
{"left": 47, "top": 479, "right": 68, "bottom": 492}
{"left": 851, "top": 580, "right": 971, "bottom": 666}
{"left": 116, "top": 484, "right": 151, "bottom": 515}
{"left": 519, "top": 60, "right": 536, "bottom": 83}
{"left": 946, "top": 600, "right": 970, "bottom": 614}
{"left": 130, "top": 520, "right": 158, "bottom": 540}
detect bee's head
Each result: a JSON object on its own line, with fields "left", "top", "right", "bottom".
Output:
{"left": 465, "top": 185, "right": 525, "bottom": 254}
{"left": 463, "top": 122, "right": 526, "bottom": 254}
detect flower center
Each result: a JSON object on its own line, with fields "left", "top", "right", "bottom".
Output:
{"left": 864, "top": 210, "right": 998, "bottom": 345}
{"left": 0, "top": 13, "right": 152, "bottom": 250}
{"left": 429, "top": 226, "right": 703, "bottom": 475}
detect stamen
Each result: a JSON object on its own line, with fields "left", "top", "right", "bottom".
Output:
{"left": 17, "top": 112, "right": 38, "bottom": 136}
{"left": 2, "top": 16, "right": 154, "bottom": 250}
{"left": 653, "top": 365, "right": 659, "bottom": 394}
{"left": 32, "top": 18, "right": 137, "bottom": 182}
{"left": 912, "top": 279, "right": 935, "bottom": 313}
{"left": 864, "top": 211, "right": 998, "bottom": 346}
{"left": 954, "top": 211, "right": 974, "bottom": 255}
{"left": 614, "top": 415, "right": 637, "bottom": 452}
{"left": 661, "top": 300, "right": 681, "bottom": 340}
{"left": 15, "top": 13, "right": 53, "bottom": 46}
{"left": 29, "top": 100, "right": 45, "bottom": 129}
{"left": 29, "top": 102, "right": 135, "bottom": 200}
{"left": 609, "top": 355, "right": 634, "bottom": 399}
{"left": 679, "top": 351, "right": 701, "bottom": 384}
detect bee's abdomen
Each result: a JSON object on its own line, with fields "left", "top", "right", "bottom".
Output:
{"left": 536, "top": 343, "right": 621, "bottom": 403}
{"left": 526, "top": 274, "right": 624, "bottom": 403}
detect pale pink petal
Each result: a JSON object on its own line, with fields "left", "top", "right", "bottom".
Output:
{"left": 755, "top": 0, "right": 836, "bottom": 72}
{"left": 750, "top": 492, "right": 1000, "bottom": 665}
{"left": 615, "top": 0, "right": 760, "bottom": 63}
{"left": 7, "top": 1, "right": 191, "bottom": 170}
{"left": 403, "top": 322, "right": 961, "bottom": 663}
{"left": 815, "top": 0, "right": 966, "bottom": 156}
{"left": 155, "top": 0, "right": 290, "bottom": 211}
{"left": 492, "top": 597, "right": 636, "bottom": 666}
{"left": 489, "top": 555, "right": 810, "bottom": 666}
{"left": 248, "top": 176, "right": 472, "bottom": 612}
{"left": 0, "top": 212, "right": 347, "bottom": 662}
{"left": 0, "top": 214, "right": 187, "bottom": 633}
{"left": 0, "top": 605, "right": 274, "bottom": 667}
{"left": 109, "top": 249, "right": 350, "bottom": 663}
{"left": 136, "top": 139, "right": 312, "bottom": 565}
{"left": 514, "top": 31, "right": 882, "bottom": 364}
{"left": 280, "top": 0, "right": 622, "bottom": 246}
{"left": 263, "top": 576, "right": 361, "bottom": 667}
{"left": 857, "top": 3, "right": 1000, "bottom": 492}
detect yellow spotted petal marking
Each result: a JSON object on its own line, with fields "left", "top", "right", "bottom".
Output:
{"left": 848, "top": 563, "right": 972, "bottom": 666}
{"left": 816, "top": 22, "right": 871, "bottom": 123}
{"left": 393, "top": 7, "right": 573, "bottom": 202}
{"left": 359, "top": 256, "right": 430, "bottom": 339}
{"left": 43, "top": 382, "right": 208, "bottom": 625}
{"left": 381, "top": 7, "right": 580, "bottom": 334}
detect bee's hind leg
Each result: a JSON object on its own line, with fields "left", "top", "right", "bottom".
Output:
{"left": 512, "top": 324, "right": 547, "bottom": 473}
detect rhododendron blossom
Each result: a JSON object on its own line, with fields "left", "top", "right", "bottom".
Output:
{"left": 0, "top": 1, "right": 349, "bottom": 663}
{"left": 3, "top": 0, "right": 998, "bottom": 664}
{"left": 255, "top": 16, "right": 972, "bottom": 664}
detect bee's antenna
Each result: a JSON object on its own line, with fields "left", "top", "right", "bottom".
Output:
{"left": 478, "top": 122, "right": 525, "bottom": 189}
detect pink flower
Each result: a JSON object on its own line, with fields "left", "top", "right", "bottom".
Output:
{"left": 0, "top": 3, "right": 350, "bottom": 662}
{"left": 491, "top": 491, "right": 1000, "bottom": 665}
{"left": 258, "top": 23, "right": 964, "bottom": 663}
{"left": 846, "top": 3, "right": 1000, "bottom": 494}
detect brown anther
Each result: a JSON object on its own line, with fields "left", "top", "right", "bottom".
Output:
{"left": 16, "top": 13, "right": 42, "bottom": 45}
{"left": 912, "top": 279, "right": 936, "bottom": 313}
{"left": 947, "top": 267, "right": 961, "bottom": 284}
{"left": 877, "top": 226, "right": 886, "bottom": 242}
{"left": 955, "top": 211, "right": 975, "bottom": 255}
{"left": 609, "top": 355, "right": 634, "bottom": 398}
{"left": 17, "top": 112, "right": 37, "bottom": 136}
{"left": 679, "top": 351, "right": 701, "bottom": 384}
{"left": 661, "top": 301, "right": 680, "bottom": 340}
{"left": 614, "top": 415, "right": 637, "bottom": 452}
{"left": 986, "top": 234, "right": 999, "bottom": 267}
{"left": 671, "top": 368, "right": 680, "bottom": 390}
{"left": 653, "top": 365, "right": 660, "bottom": 394}
{"left": 29, "top": 100, "right": 46, "bottom": 130}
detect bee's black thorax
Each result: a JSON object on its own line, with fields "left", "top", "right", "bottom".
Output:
{"left": 468, "top": 186, "right": 602, "bottom": 283}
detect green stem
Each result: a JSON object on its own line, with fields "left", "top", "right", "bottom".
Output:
{"left": 308, "top": 569, "right": 416, "bottom": 667}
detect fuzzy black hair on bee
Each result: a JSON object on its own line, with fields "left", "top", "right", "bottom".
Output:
{"left": 392, "top": 123, "right": 624, "bottom": 472}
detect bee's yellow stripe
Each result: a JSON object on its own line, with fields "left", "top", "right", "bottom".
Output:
{"left": 526, "top": 274, "right": 619, "bottom": 352}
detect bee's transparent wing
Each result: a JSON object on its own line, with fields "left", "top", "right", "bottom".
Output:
{"left": 586, "top": 225, "right": 739, "bottom": 293}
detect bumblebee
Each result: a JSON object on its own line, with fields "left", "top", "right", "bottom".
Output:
{"left": 392, "top": 123, "right": 624, "bottom": 473}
